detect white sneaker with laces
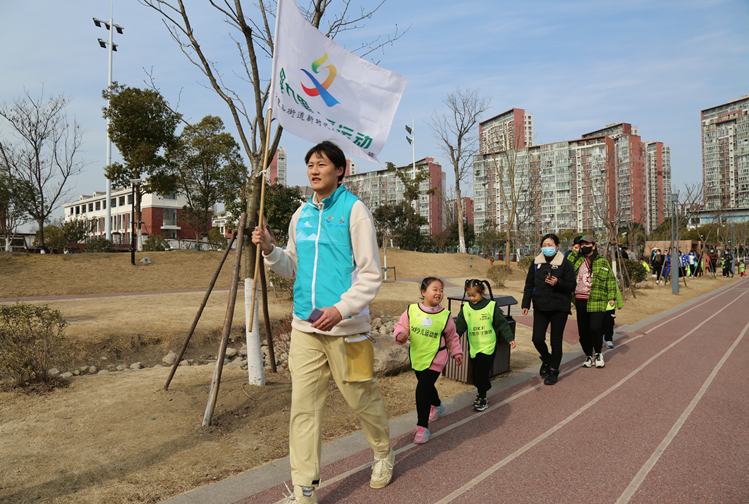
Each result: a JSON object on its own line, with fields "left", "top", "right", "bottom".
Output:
{"left": 582, "top": 355, "right": 595, "bottom": 368}
{"left": 595, "top": 353, "right": 605, "bottom": 368}
{"left": 370, "top": 447, "right": 394, "bottom": 488}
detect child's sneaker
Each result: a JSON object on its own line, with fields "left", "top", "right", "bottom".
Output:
{"left": 281, "top": 485, "right": 318, "bottom": 504}
{"left": 605, "top": 340, "right": 614, "bottom": 349}
{"left": 582, "top": 355, "right": 595, "bottom": 368}
{"left": 474, "top": 397, "right": 488, "bottom": 412}
{"left": 595, "top": 353, "right": 605, "bottom": 368}
{"left": 472, "top": 395, "right": 481, "bottom": 408}
{"left": 413, "top": 426, "right": 431, "bottom": 444}
{"left": 429, "top": 402, "right": 445, "bottom": 422}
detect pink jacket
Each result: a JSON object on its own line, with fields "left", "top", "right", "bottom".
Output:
{"left": 393, "top": 303, "right": 463, "bottom": 373}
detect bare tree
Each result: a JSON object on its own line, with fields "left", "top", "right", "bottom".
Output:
{"left": 429, "top": 87, "right": 490, "bottom": 253}
{"left": 0, "top": 89, "right": 87, "bottom": 249}
{"left": 140, "top": 0, "right": 407, "bottom": 277}
{"left": 485, "top": 118, "right": 533, "bottom": 264}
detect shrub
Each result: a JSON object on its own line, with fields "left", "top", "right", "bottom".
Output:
{"left": 488, "top": 264, "right": 513, "bottom": 288}
{"left": 621, "top": 258, "right": 647, "bottom": 287}
{"left": 85, "top": 237, "right": 113, "bottom": 253}
{"left": 517, "top": 255, "right": 534, "bottom": 271}
{"left": 0, "top": 303, "right": 68, "bottom": 385}
{"left": 267, "top": 269, "right": 294, "bottom": 298}
{"left": 208, "top": 228, "right": 228, "bottom": 250}
{"left": 144, "top": 234, "right": 171, "bottom": 252}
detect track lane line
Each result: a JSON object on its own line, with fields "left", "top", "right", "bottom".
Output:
{"left": 614, "top": 318, "right": 749, "bottom": 504}
{"left": 433, "top": 291, "right": 747, "bottom": 504}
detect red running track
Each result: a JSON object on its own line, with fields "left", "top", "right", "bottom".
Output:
{"left": 236, "top": 282, "right": 749, "bottom": 504}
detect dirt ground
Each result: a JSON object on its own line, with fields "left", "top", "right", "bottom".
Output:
{"left": 0, "top": 250, "right": 740, "bottom": 503}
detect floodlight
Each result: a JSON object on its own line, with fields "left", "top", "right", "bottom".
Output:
{"left": 98, "top": 38, "right": 107, "bottom": 48}
{"left": 93, "top": 18, "right": 103, "bottom": 27}
{"left": 112, "top": 44, "right": 118, "bottom": 52}
{"left": 114, "top": 24, "right": 124, "bottom": 34}
{"left": 405, "top": 125, "right": 412, "bottom": 134}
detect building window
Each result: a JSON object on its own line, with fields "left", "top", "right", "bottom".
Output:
{"left": 164, "top": 192, "right": 177, "bottom": 200}
{"left": 111, "top": 198, "right": 116, "bottom": 208}
{"left": 81, "top": 205, "right": 86, "bottom": 213}
{"left": 128, "top": 195, "right": 133, "bottom": 205}
{"left": 95, "top": 201, "right": 101, "bottom": 211}
{"left": 89, "top": 203, "right": 94, "bottom": 212}
{"left": 103, "top": 200, "right": 106, "bottom": 210}
{"left": 119, "top": 196, "right": 126, "bottom": 206}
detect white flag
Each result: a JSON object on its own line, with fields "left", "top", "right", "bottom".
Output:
{"left": 270, "top": 0, "right": 407, "bottom": 163}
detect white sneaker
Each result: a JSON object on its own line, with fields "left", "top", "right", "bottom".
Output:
{"left": 281, "top": 485, "right": 318, "bottom": 504}
{"left": 370, "top": 447, "right": 394, "bottom": 488}
{"left": 582, "top": 355, "right": 595, "bottom": 368}
{"left": 606, "top": 340, "right": 614, "bottom": 349}
{"left": 595, "top": 353, "right": 605, "bottom": 368}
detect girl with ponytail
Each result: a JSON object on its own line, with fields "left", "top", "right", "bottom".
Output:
{"left": 455, "top": 279, "right": 516, "bottom": 411}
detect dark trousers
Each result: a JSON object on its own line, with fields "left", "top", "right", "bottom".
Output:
{"left": 414, "top": 369, "right": 441, "bottom": 428}
{"left": 603, "top": 309, "right": 616, "bottom": 342}
{"left": 576, "top": 299, "right": 605, "bottom": 356}
{"left": 532, "top": 310, "right": 568, "bottom": 370}
{"left": 471, "top": 351, "right": 496, "bottom": 399}
{"left": 654, "top": 265, "right": 663, "bottom": 281}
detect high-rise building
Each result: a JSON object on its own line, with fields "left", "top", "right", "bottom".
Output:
{"left": 582, "top": 123, "right": 647, "bottom": 228}
{"left": 346, "top": 158, "right": 357, "bottom": 176}
{"left": 268, "top": 147, "right": 287, "bottom": 185}
{"left": 345, "top": 157, "right": 445, "bottom": 237}
{"left": 701, "top": 95, "right": 749, "bottom": 210}
{"left": 479, "top": 108, "right": 534, "bottom": 155}
{"left": 645, "top": 141, "right": 672, "bottom": 231}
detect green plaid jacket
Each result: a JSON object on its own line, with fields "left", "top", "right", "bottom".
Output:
{"left": 567, "top": 250, "right": 619, "bottom": 312}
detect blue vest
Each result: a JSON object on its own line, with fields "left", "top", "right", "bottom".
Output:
{"left": 293, "top": 184, "right": 360, "bottom": 319}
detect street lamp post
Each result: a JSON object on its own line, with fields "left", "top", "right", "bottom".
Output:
{"left": 130, "top": 179, "right": 141, "bottom": 265}
{"left": 94, "top": 7, "right": 124, "bottom": 242}
{"left": 671, "top": 193, "right": 679, "bottom": 294}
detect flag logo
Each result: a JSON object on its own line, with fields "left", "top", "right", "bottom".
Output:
{"left": 301, "top": 53, "right": 340, "bottom": 107}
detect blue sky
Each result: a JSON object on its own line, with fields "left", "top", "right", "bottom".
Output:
{"left": 2, "top": 0, "right": 748, "bottom": 226}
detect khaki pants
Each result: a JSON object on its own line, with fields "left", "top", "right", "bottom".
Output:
{"left": 288, "top": 328, "right": 390, "bottom": 486}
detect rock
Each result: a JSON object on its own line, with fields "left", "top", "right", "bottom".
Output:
{"left": 224, "top": 358, "right": 230, "bottom": 365}
{"left": 238, "top": 345, "right": 248, "bottom": 357}
{"left": 225, "top": 347, "right": 238, "bottom": 358}
{"left": 178, "top": 360, "right": 189, "bottom": 366}
{"left": 140, "top": 257, "right": 152, "bottom": 264}
{"left": 107, "top": 365, "right": 116, "bottom": 371}
{"left": 386, "top": 322, "right": 395, "bottom": 332}
{"left": 162, "top": 351, "right": 178, "bottom": 366}
{"left": 98, "top": 370, "right": 110, "bottom": 375}
{"left": 152, "top": 364, "right": 164, "bottom": 368}
{"left": 116, "top": 364, "right": 127, "bottom": 371}
{"left": 229, "top": 358, "right": 246, "bottom": 368}
{"left": 60, "top": 372, "right": 73, "bottom": 379}
{"left": 372, "top": 334, "right": 410, "bottom": 376}
{"left": 372, "top": 318, "right": 382, "bottom": 328}
{"left": 130, "top": 362, "right": 143, "bottom": 370}
{"left": 100, "top": 356, "right": 108, "bottom": 361}
{"left": 378, "top": 325, "right": 388, "bottom": 335}
{"left": 88, "top": 366, "right": 98, "bottom": 374}
{"left": 73, "top": 369, "right": 80, "bottom": 376}
{"left": 48, "top": 368, "right": 61, "bottom": 377}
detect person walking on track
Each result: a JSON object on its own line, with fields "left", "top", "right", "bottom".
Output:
{"left": 253, "top": 141, "right": 393, "bottom": 504}
{"left": 566, "top": 236, "right": 619, "bottom": 369}
{"left": 393, "top": 277, "right": 463, "bottom": 444}
{"left": 521, "top": 233, "right": 576, "bottom": 385}
{"left": 455, "top": 279, "right": 516, "bottom": 411}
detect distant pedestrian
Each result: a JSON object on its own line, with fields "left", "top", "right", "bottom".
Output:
{"left": 521, "top": 233, "right": 576, "bottom": 386}
{"left": 653, "top": 251, "right": 664, "bottom": 284}
{"left": 740, "top": 260, "right": 746, "bottom": 278}
{"left": 394, "top": 277, "right": 463, "bottom": 444}
{"left": 567, "top": 236, "right": 620, "bottom": 368}
{"left": 603, "top": 282, "right": 623, "bottom": 349}
{"left": 455, "top": 279, "right": 516, "bottom": 411}
{"left": 489, "top": 256, "right": 495, "bottom": 266}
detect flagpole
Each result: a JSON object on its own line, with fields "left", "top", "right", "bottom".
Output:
{"left": 245, "top": 0, "right": 284, "bottom": 385}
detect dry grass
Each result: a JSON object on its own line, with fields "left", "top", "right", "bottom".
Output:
{"left": 0, "top": 250, "right": 739, "bottom": 503}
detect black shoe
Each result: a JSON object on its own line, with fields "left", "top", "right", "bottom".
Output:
{"left": 473, "top": 397, "right": 488, "bottom": 412}
{"left": 539, "top": 361, "right": 551, "bottom": 378}
{"left": 544, "top": 368, "right": 559, "bottom": 385}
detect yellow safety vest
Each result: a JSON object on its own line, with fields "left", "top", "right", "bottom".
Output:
{"left": 462, "top": 301, "right": 497, "bottom": 359}
{"left": 407, "top": 304, "right": 450, "bottom": 371}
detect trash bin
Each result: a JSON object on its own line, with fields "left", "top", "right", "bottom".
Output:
{"left": 442, "top": 294, "right": 517, "bottom": 384}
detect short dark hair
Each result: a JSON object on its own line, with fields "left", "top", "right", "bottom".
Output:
{"left": 573, "top": 236, "right": 582, "bottom": 245}
{"left": 541, "top": 233, "right": 560, "bottom": 246}
{"left": 305, "top": 141, "right": 346, "bottom": 184}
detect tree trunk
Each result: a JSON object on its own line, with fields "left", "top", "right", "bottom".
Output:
{"left": 455, "top": 181, "right": 466, "bottom": 253}
{"left": 37, "top": 218, "right": 45, "bottom": 250}
{"left": 136, "top": 190, "right": 143, "bottom": 252}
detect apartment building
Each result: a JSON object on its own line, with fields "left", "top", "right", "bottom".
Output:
{"left": 345, "top": 157, "right": 445, "bottom": 237}
{"left": 479, "top": 108, "right": 534, "bottom": 154}
{"left": 645, "top": 141, "right": 673, "bottom": 231}
{"left": 268, "top": 147, "right": 287, "bottom": 185}
{"left": 62, "top": 188, "right": 203, "bottom": 243}
{"left": 701, "top": 94, "right": 749, "bottom": 210}
{"left": 446, "top": 197, "right": 474, "bottom": 227}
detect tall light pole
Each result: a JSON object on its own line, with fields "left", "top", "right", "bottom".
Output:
{"left": 94, "top": 6, "right": 124, "bottom": 242}
{"left": 671, "top": 193, "right": 679, "bottom": 294}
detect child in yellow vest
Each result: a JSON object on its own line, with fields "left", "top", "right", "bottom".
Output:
{"left": 394, "top": 277, "right": 464, "bottom": 444}
{"left": 455, "top": 279, "right": 516, "bottom": 412}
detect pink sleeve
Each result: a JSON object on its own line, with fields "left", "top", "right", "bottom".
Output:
{"left": 443, "top": 316, "right": 463, "bottom": 359}
{"left": 393, "top": 310, "right": 410, "bottom": 345}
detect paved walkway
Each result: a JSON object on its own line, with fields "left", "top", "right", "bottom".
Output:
{"left": 164, "top": 280, "right": 749, "bottom": 503}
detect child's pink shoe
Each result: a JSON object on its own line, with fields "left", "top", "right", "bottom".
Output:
{"left": 428, "top": 402, "right": 445, "bottom": 421}
{"left": 413, "top": 426, "right": 431, "bottom": 444}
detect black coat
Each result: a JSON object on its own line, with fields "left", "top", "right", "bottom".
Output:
{"left": 521, "top": 251, "right": 577, "bottom": 314}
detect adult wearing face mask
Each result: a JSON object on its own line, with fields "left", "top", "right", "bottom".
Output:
{"left": 567, "top": 236, "right": 621, "bottom": 369}
{"left": 521, "top": 233, "right": 576, "bottom": 385}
